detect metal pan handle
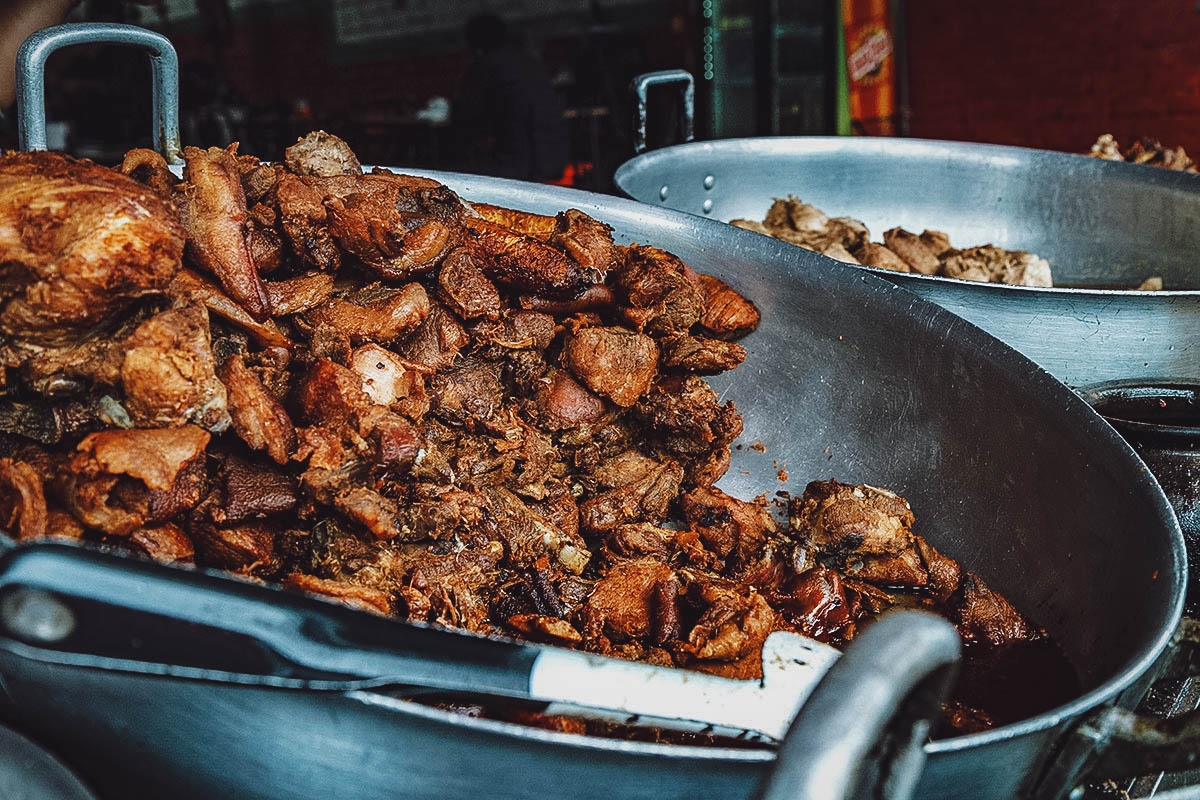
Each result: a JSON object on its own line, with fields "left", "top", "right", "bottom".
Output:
{"left": 631, "top": 69, "right": 694, "bottom": 155}
{"left": 17, "top": 22, "right": 181, "bottom": 163}
{"left": 754, "top": 610, "right": 961, "bottom": 800}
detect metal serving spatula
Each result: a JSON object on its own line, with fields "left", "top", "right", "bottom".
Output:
{"left": 0, "top": 541, "right": 838, "bottom": 743}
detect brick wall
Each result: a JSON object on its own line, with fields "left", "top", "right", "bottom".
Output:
{"left": 904, "top": 0, "right": 1200, "bottom": 152}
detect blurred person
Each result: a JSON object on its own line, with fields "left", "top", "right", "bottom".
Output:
{"left": 453, "top": 13, "right": 568, "bottom": 182}
{"left": 0, "top": 0, "right": 75, "bottom": 110}
{"left": 0, "top": 0, "right": 159, "bottom": 146}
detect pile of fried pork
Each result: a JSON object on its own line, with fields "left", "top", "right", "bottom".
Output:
{"left": 732, "top": 197, "right": 1055, "bottom": 287}
{"left": 0, "top": 132, "right": 1061, "bottom": 738}
{"left": 1088, "top": 133, "right": 1197, "bottom": 173}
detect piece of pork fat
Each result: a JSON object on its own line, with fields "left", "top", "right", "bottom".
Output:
{"left": 218, "top": 354, "right": 296, "bottom": 465}
{"left": 121, "top": 303, "right": 231, "bottom": 431}
{"left": 178, "top": 146, "right": 272, "bottom": 320}
{"left": 57, "top": 426, "right": 210, "bottom": 535}
{"left": 348, "top": 344, "right": 428, "bottom": 418}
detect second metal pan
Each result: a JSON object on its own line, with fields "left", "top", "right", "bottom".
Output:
{"left": 615, "top": 134, "right": 1200, "bottom": 388}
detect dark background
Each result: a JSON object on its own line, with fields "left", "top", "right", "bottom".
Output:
{"left": 30, "top": 0, "right": 1200, "bottom": 186}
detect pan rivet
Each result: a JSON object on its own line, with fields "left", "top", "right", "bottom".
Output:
{"left": 703, "top": 175, "right": 714, "bottom": 190}
{"left": 659, "top": 185, "right": 669, "bottom": 201}
{"left": 702, "top": 199, "right": 713, "bottom": 214}
{"left": 1, "top": 588, "right": 75, "bottom": 643}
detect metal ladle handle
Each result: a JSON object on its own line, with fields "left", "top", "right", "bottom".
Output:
{"left": 755, "top": 610, "right": 961, "bottom": 800}
{"left": 17, "top": 23, "right": 181, "bottom": 163}
{"left": 631, "top": 69, "right": 694, "bottom": 155}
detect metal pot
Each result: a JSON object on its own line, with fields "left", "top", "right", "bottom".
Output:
{"left": 615, "top": 72, "right": 1200, "bottom": 389}
{"left": 0, "top": 25, "right": 1193, "bottom": 800}
{"left": 1080, "top": 382, "right": 1200, "bottom": 615}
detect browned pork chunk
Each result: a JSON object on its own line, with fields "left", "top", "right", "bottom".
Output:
{"left": 121, "top": 304, "right": 230, "bottom": 431}
{"left": 563, "top": 327, "right": 659, "bottom": 407}
{"left": 0, "top": 151, "right": 183, "bottom": 345}
{"left": 284, "top": 130, "right": 363, "bottom": 177}
{"left": 178, "top": 146, "right": 272, "bottom": 320}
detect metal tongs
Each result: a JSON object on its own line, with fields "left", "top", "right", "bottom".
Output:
{"left": 0, "top": 540, "right": 960, "bottom": 799}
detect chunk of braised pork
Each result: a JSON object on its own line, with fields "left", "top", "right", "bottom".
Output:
{"left": 0, "top": 458, "right": 47, "bottom": 539}
{"left": 767, "top": 564, "right": 859, "bottom": 643}
{"left": 465, "top": 216, "right": 596, "bottom": 299}
{"left": 548, "top": 209, "right": 618, "bottom": 281}
{"left": 482, "top": 487, "right": 590, "bottom": 574}
{"left": 562, "top": 327, "right": 658, "bottom": 407}
{"left": 119, "top": 147, "right": 178, "bottom": 197}
{"left": 0, "top": 151, "right": 184, "bottom": 345}
{"left": 535, "top": 368, "right": 607, "bottom": 432}
{"left": 789, "top": 480, "right": 915, "bottom": 563}
{"left": 397, "top": 302, "right": 470, "bottom": 371}
{"left": 297, "top": 358, "right": 375, "bottom": 429}
{"left": 120, "top": 304, "right": 230, "bottom": 431}
{"left": 428, "top": 358, "right": 504, "bottom": 428}
{"left": 437, "top": 246, "right": 502, "bottom": 320}
{"left": 276, "top": 172, "right": 342, "bottom": 272}
{"left": 213, "top": 452, "right": 299, "bottom": 524}
{"left": 578, "top": 558, "right": 675, "bottom": 644}
{"left": 579, "top": 453, "right": 683, "bottom": 535}
{"left": 302, "top": 282, "right": 430, "bottom": 346}
{"left": 265, "top": 272, "right": 334, "bottom": 316}
{"left": 178, "top": 145, "right": 271, "bottom": 320}
{"left": 58, "top": 426, "right": 209, "bottom": 535}
{"left": 695, "top": 274, "right": 760, "bottom": 340}
{"left": 190, "top": 515, "right": 278, "bottom": 573}
{"left": 387, "top": 541, "right": 506, "bottom": 632}
{"left": 284, "top": 131, "right": 363, "bottom": 177}
{"left": 679, "top": 485, "right": 775, "bottom": 570}
{"left": 954, "top": 574, "right": 1040, "bottom": 647}
{"left": 676, "top": 575, "right": 775, "bottom": 677}
{"left": 615, "top": 245, "right": 705, "bottom": 337}
{"left": 660, "top": 334, "right": 746, "bottom": 375}
{"left": 128, "top": 522, "right": 195, "bottom": 564}
{"left": 282, "top": 573, "right": 392, "bottom": 615}
{"left": 167, "top": 267, "right": 292, "bottom": 350}
{"left": 601, "top": 523, "right": 723, "bottom": 572}
{"left": 634, "top": 375, "right": 742, "bottom": 486}
{"left": 324, "top": 184, "right": 463, "bottom": 280}
{"left": 248, "top": 224, "right": 283, "bottom": 274}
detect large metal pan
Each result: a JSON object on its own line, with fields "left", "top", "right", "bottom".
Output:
{"left": 615, "top": 73, "right": 1200, "bottom": 389}
{"left": 0, "top": 24, "right": 1193, "bottom": 800}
